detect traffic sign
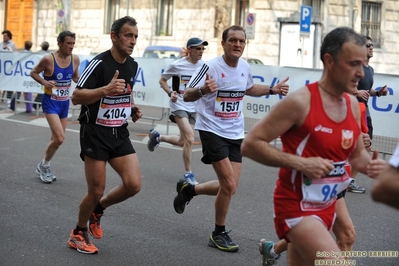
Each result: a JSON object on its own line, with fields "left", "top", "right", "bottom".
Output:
{"left": 244, "top": 13, "right": 256, "bottom": 40}
{"left": 300, "top": 5, "right": 312, "bottom": 37}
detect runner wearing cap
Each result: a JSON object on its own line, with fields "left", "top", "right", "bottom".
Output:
{"left": 147, "top": 37, "right": 208, "bottom": 185}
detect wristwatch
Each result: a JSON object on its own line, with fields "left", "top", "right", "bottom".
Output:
{"left": 167, "top": 91, "right": 173, "bottom": 97}
{"left": 198, "top": 87, "right": 204, "bottom": 97}
{"left": 269, "top": 85, "right": 275, "bottom": 95}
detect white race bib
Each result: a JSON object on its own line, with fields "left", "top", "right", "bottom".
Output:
{"left": 300, "top": 161, "right": 352, "bottom": 211}
{"left": 51, "top": 80, "right": 71, "bottom": 101}
{"left": 214, "top": 90, "right": 245, "bottom": 119}
{"left": 95, "top": 95, "right": 131, "bottom": 127}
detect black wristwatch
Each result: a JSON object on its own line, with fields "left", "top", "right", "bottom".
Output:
{"left": 198, "top": 87, "right": 204, "bottom": 97}
{"left": 167, "top": 91, "right": 173, "bottom": 97}
{"left": 269, "top": 85, "right": 275, "bottom": 95}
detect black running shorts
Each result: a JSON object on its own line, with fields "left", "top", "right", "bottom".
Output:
{"left": 79, "top": 123, "right": 135, "bottom": 161}
{"left": 337, "top": 189, "right": 347, "bottom": 199}
{"left": 199, "top": 130, "right": 243, "bottom": 164}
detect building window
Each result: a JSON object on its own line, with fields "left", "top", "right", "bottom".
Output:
{"left": 302, "top": 0, "right": 323, "bottom": 21}
{"left": 234, "top": 0, "right": 249, "bottom": 26}
{"left": 361, "top": 1, "right": 382, "bottom": 47}
{"left": 157, "top": 0, "right": 174, "bottom": 36}
{"left": 104, "top": 0, "right": 120, "bottom": 34}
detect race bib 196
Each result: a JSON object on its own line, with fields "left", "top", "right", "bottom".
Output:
{"left": 51, "top": 80, "right": 71, "bottom": 101}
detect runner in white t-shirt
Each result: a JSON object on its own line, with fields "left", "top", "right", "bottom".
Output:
{"left": 172, "top": 25, "right": 289, "bottom": 252}
{"left": 147, "top": 37, "right": 208, "bottom": 185}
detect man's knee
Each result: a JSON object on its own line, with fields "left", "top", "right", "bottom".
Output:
{"left": 124, "top": 178, "right": 142, "bottom": 197}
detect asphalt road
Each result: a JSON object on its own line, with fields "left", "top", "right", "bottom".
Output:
{"left": 0, "top": 104, "right": 398, "bottom": 266}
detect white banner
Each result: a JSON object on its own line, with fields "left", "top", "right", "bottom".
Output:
{"left": 1, "top": 52, "right": 398, "bottom": 138}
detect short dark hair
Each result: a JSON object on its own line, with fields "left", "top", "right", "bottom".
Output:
{"left": 366, "top": 36, "right": 372, "bottom": 42}
{"left": 222, "top": 25, "right": 246, "bottom": 42}
{"left": 24, "top": 40, "right": 33, "bottom": 50}
{"left": 111, "top": 16, "right": 137, "bottom": 36}
{"left": 40, "top": 41, "right": 49, "bottom": 51}
{"left": 2, "top": 30, "right": 12, "bottom": 39}
{"left": 320, "top": 27, "right": 366, "bottom": 63}
{"left": 57, "top": 30, "right": 76, "bottom": 43}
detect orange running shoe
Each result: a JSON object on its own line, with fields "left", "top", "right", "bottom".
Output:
{"left": 67, "top": 229, "right": 98, "bottom": 254}
{"left": 89, "top": 213, "right": 103, "bottom": 239}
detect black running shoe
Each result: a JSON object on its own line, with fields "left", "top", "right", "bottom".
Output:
{"left": 208, "top": 231, "right": 239, "bottom": 252}
{"left": 173, "top": 179, "right": 193, "bottom": 214}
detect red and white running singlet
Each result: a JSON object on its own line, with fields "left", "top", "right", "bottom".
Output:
{"left": 274, "top": 82, "right": 361, "bottom": 219}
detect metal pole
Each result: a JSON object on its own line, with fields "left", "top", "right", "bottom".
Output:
{"left": 349, "top": 0, "right": 354, "bottom": 28}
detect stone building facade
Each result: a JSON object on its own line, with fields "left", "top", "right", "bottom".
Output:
{"left": 1, "top": 0, "right": 398, "bottom": 74}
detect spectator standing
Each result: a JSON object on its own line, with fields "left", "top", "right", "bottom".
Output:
{"left": 30, "top": 31, "right": 80, "bottom": 183}
{"left": 33, "top": 41, "right": 50, "bottom": 111}
{"left": 1, "top": 30, "right": 16, "bottom": 51}
{"left": 22, "top": 41, "right": 33, "bottom": 113}
{"left": 1, "top": 30, "right": 16, "bottom": 104}
{"left": 147, "top": 37, "right": 208, "bottom": 185}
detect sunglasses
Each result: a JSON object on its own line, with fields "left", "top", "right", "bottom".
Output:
{"left": 366, "top": 43, "right": 374, "bottom": 48}
{"left": 191, "top": 47, "right": 206, "bottom": 51}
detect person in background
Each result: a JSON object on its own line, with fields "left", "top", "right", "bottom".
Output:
{"left": 30, "top": 31, "right": 80, "bottom": 183}
{"left": 147, "top": 37, "right": 208, "bottom": 185}
{"left": 349, "top": 36, "right": 389, "bottom": 193}
{"left": 1, "top": 30, "right": 16, "bottom": 51}
{"left": 33, "top": 41, "right": 50, "bottom": 111}
{"left": 39, "top": 41, "right": 50, "bottom": 52}
{"left": 1, "top": 30, "right": 16, "bottom": 104}
{"left": 23, "top": 41, "right": 33, "bottom": 113}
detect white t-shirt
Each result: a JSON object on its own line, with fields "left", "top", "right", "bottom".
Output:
{"left": 188, "top": 56, "right": 254, "bottom": 139}
{"left": 161, "top": 57, "right": 204, "bottom": 113}
{"left": 0, "top": 40, "right": 16, "bottom": 51}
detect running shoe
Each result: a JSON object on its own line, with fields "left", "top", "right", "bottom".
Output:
{"left": 208, "top": 231, "right": 239, "bottom": 252}
{"left": 147, "top": 129, "right": 160, "bottom": 152}
{"left": 347, "top": 180, "right": 366, "bottom": 193}
{"left": 182, "top": 172, "right": 199, "bottom": 185}
{"left": 36, "top": 161, "right": 56, "bottom": 183}
{"left": 89, "top": 213, "right": 103, "bottom": 239}
{"left": 173, "top": 179, "right": 193, "bottom": 214}
{"left": 67, "top": 229, "right": 98, "bottom": 254}
{"left": 259, "top": 239, "right": 280, "bottom": 266}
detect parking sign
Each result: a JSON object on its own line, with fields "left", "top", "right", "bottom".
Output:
{"left": 300, "top": 6, "right": 312, "bottom": 37}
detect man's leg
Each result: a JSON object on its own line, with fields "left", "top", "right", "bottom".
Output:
{"left": 207, "top": 159, "right": 241, "bottom": 252}
{"left": 286, "top": 216, "right": 341, "bottom": 266}
{"left": 212, "top": 159, "right": 241, "bottom": 226}
{"left": 77, "top": 157, "right": 107, "bottom": 228}
{"left": 36, "top": 114, "right": 67, "bottom": 183}
{"left": 68, "top": 156, "right": 106, "bottom": 254}
{"left": 332, "top": 197, "right": 356, "bottom": 252}
{"left": 100, "top": 153, "right": 142, "bottom": 208}
{"left": 44, "top": 114, "right": 67, "bottom": 161}
{"left": 174, "top": 117, "right": 195, "bottom": 172}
